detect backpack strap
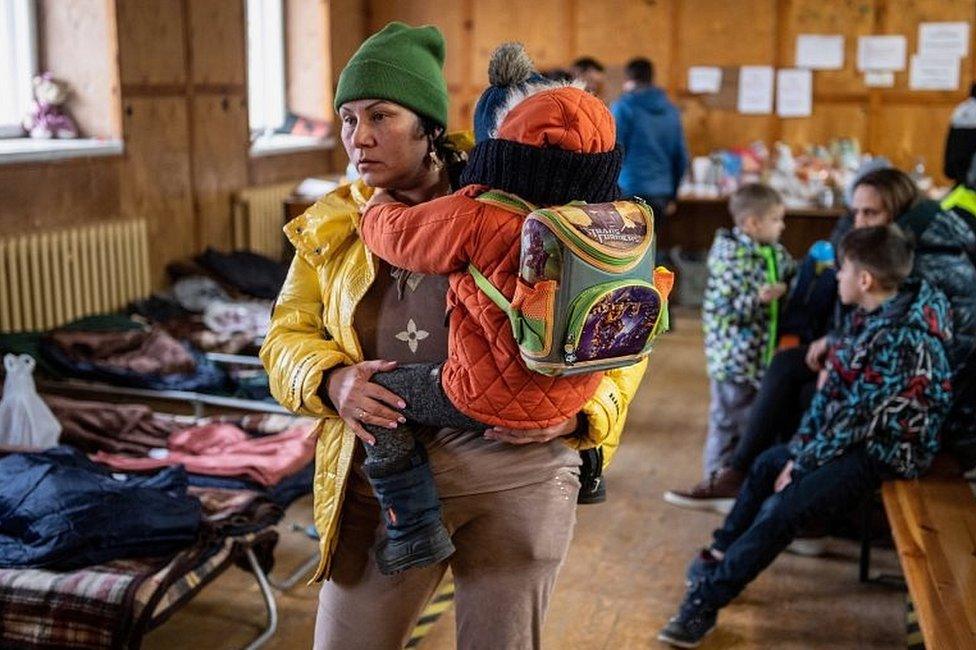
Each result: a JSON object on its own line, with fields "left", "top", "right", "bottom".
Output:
{"left": 468, "top": 263, "right": 523, "bottom": 341}
{"left": 475, "top": 189, "right": 537, "bottom": 215}
{"left": 469, "top": 190, "right": 535, "bottom": 340}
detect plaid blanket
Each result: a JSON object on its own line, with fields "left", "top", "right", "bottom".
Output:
{"left": 0, "top": 489, "right": 280, "bottom": 650}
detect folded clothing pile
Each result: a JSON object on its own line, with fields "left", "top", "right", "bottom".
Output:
{"left": 0, "top": 447, "right": 202, "bottom": 570}
{"left": 92, "top": 420, "right": 316, "bottom": 487}
{"left": 40, "top": 326, "right": 226, "bottom": 392}
{"left": 45, "top": 394, "right": 185, "bottom": 455}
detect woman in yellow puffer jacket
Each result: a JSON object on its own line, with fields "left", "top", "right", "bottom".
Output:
{"left": 261, "top": 23, "right": 647, "bottom": 649}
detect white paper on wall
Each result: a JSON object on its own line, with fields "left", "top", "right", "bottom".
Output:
{"left": 688, "top": 66, "right": 723, "bottom": 93}
{"left": 909, "top": 54, "right": 961, "bottom": 91}
{"left": 796, "top": 35, "right": 844, "bottom": 70}
{"left": 919, "top": 22, "right": 969, "bottom": 58}
{"left": 776, "top": 68, "right": 812, "bottom": 117}
{"left": 864, "top": 71, "right": 895, "bottom": 87}
{"left": 737, "top": 66, "right": 774, "bottom": 114}
{"left": 857, "top": 35, "right": 907, "bottom": 71}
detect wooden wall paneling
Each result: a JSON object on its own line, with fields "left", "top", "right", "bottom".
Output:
{"left": 286, "top": 0, "right": 331, "bottom": 120}
{"left": 248, "top": 149, "right": 336, "bottom": 186}
{"left": 188, "top": 0, "right": 247, "bottom": 86}
{"left": 329, "top": 0, "right": 367, "bottom": 87}
{"left": 116, "top": 0, "right": 187, "bottom": 86}
{"left": 779, "top": 102, "right": 869, "bottom": 148}
{"left": 119, "top": 97, "right": 195, "bottom": 286}
{"left": 675, "top": 0, "right": 777, "bottom": 153}
{"left": 368, "top": 0, "right": 469, "bottom": 128}
{"left": 38, "top": 0, "right": 122, "bottom": 139}
{"left": 0, "top": 159, "right": 122, "bottom": 234}
{"left": 875, "top": 102, "right": 957, "bottom": 177}
{"left": 683, "top": 108, "right": 776, "bottom": 154}
{"left": 879, "top": 0, "right": 975, "bottom": 93}
{"left": 470, "top": 0, "right": 573, "bottom": 81}
{"left": 676, "top": 0, "right": 777, "bottom": 73}
{"left": 192, "top": 94, "right": 250, "bottom": 251}
{"left": 782, "top": 0, "right": 876, "bottom": 95}
{"left": 575, "top": 0, "right": 674, "bottom": 88}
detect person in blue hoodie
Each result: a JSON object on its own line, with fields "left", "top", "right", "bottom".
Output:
{"left": 611, "top": 57, "right": 689, "bottom": 219}
{"left": 658, "top": 225, "right": 953, "bottom": 647}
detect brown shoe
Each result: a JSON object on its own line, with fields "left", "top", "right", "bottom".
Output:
{"left": 663, "top": 467, "right": 745, "bottom": 514}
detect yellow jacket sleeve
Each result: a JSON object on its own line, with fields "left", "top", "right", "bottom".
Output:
{"left": 260, "top": 253, "right": 355, "bottom": 418}
{"left": 566, "top": 357, "right": 648, "bottom": 467}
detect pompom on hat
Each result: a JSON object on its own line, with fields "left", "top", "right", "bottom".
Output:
{"left": 472, "top": 42, "right": 545, "bottom": 142}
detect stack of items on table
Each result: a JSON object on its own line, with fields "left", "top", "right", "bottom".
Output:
{"left": 0, "top": 364, "right": 316, "bottom": 649}
{"left": 677, "top": 137, "right": 941, "bottom": 208}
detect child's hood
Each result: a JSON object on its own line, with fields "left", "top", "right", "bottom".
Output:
{"left": 871, "top": 278, "right": 952, "bottom": 343}
{"left": 492, "top": 83, "right": 616, "bottom": 154}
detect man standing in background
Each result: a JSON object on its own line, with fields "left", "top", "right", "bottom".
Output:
{"left": 611, "top": 57, "right": 689, "bottom": 222}
{"left": 571, "top": 56, "right": 607, "bottom": 99}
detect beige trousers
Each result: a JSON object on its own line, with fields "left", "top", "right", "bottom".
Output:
{"left": 313, "top": 467, "right": 580, "bottom": 650}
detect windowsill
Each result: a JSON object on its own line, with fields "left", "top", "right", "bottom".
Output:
{"left": 0, "top": 138, "right": 124, "bottom": 165}
{"left": 249, "top": 133, "right": 335, "bottom": 158}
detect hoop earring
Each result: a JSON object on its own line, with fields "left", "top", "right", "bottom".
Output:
{"left": 427, "top": 146, "right": 443, "bottom": 171}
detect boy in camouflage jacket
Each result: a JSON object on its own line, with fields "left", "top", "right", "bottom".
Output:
{"left": 698, "top": 185, "right": 795, "bottom": 479}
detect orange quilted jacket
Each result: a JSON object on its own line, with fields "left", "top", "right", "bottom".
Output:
{"left": 362, "top": 184, "right": 601, "bottom": 428}
{"left": 361, "top": 86, "right": 619, "bottom": 428}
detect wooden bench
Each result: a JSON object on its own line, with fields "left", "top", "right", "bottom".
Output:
{"left": 882, "top": 467, "right": 976, "bottom": 650}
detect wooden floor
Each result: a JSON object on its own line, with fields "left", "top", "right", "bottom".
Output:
{"left": 144, "top": 311, "right": 906, "bottom": 649}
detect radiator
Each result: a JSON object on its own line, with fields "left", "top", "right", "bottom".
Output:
{"left": 232, "top": 182, "right": 296, "bottom": 260}
{"left": 0, "top": 219, "right": 151, "bottom": 333}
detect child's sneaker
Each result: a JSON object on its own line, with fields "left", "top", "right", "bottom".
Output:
{"left": 663, "top": 466, "right": 744, "bottom": 514}
{"left": 685, "top": 547, "right": 720, "bottom": 587}
{"left": 577, "top": 447, "right": 606, "bottom": 504}
{"left": 657, "top": 589, "right": 718, "bottom": 648}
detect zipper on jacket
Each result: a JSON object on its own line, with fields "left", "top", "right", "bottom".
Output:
{"left": 760, "top": 245, "right": 780, "bottom": 366}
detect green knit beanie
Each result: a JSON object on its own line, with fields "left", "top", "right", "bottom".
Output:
{"left": 334, "top": 22, "right": 449, "bottom": 129}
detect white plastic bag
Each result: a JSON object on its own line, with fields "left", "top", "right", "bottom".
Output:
{"left": 0, "top": 354, "right": 61, "bottom": 449}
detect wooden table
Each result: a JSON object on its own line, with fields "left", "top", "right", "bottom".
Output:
{"left": 661, "top": 196, "right": 845, "bottom": 258}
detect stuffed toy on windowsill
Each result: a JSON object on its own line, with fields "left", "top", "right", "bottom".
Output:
{"left": 22, "top": 73, "right": 79, "bottom": 139}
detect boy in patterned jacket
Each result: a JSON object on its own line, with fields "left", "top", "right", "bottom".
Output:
{"left": 668, "top": 184, "right": 795, "bottom": 510}
{"left": 658, "top": 225, "right": 953, "bottom": 648}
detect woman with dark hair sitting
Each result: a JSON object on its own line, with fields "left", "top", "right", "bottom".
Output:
{"left": 666, "top": 166, "right": 976, "bottom": 514}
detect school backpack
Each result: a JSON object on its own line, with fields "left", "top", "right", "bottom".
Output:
{"left": 470, "top": 190, "right": 673, "bottom": 377}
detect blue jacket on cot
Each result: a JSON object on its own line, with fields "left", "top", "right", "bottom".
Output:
{"left": 611, "top": 86, "right": 689, "bottom": 199}
{"left": 789, "top": 279, "right": 953, "bottom": 478}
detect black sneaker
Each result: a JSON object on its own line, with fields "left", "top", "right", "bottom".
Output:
{"left": 578, "top": 447, "right": 607, "bottom": 504}
{"left": 657, "top": 591, "right": 718, "bottom": 648}
{"left": 684, "top": 547, "right": 720, "bottom": 587}
{"left": 374, "top": 522, "right": 455, "bottom": 575}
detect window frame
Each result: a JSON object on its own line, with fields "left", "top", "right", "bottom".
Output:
{"left": 0, "top": 0, "right": 39, "bottom": 138}
{"left": 246, "top": 0, "right": 287, "bottom": 137}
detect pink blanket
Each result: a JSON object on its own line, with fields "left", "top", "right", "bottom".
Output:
{"left": 92, "top": 422, "right": 316, "bottom": 486}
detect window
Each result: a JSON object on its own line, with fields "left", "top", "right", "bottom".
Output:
{"left": 246, "top": 0, "right": 286, "bottom": 136}
{"left": 0, "top": 0, "right": 38, "bottom": 138}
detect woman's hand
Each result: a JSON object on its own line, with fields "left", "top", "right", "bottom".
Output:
{"left": 483, "top": 416, "right": 580, "bottom": 445}
{"left": 805, "top": 336, "right": 830, "bottom": 372}
{"left": 325, "top": 360, "right": 406, "bottom": 445}
{"left": 774, "top": 460, "right": 794, "bottom": 493}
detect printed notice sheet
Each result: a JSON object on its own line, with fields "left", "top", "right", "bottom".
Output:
{"left": 857, "top": 35, "right": 907, "bottom": 71}
{"left": 776, "top": 69, "right": 812, "bottom": 117}
{"left": 796, "top": 35, "right": 844, "bottom": 70}
{"left": 737, "top": 66, "right": 774, "bottom": 114}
